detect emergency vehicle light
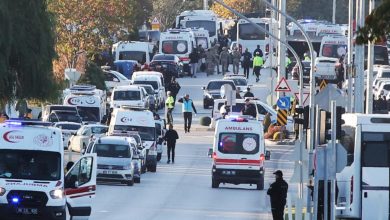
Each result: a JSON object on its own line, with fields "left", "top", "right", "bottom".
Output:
{"left": 231, "top": 118, "right": 248, "bottom": 122}
{"left": 11, "top": 197, "right": 19, "bottom": 204}
{"left": 5, "top": 119, "right": 53, "bottom": 127}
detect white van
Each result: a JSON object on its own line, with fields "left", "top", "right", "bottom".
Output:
{"left": 132, "top": 74, "right": 166, "bottom": 109}
{"left": 191, "top": 28, "right": 211, "bottom": 49}
{"left": 0, "top": 120, "right": 97, "bottom": 220}
{"left": 110, "top": 85, "right": 148, "bottom": 109}
{"left": 108, "top": 107, "right": 157, "bottom": 172}
{"left": 63, "top": 85, "right": 106, "bottom": 123}
{"left": 159, "top": 29, "right": 196, "bottom": 74}
{"left": 210, "top": 117, "right": 270, "bottom": 190}
{"left": 336, "top": 114, "right": 390, "bottom": 219}
{"left": 112, "top": 41, "right": 154, "bottom": 68}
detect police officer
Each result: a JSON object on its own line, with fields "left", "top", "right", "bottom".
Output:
{"left": 220, "top": 47, "right": 230, "bottom": 75}
{"left": 242, "top": 48, "right": 252, "bottom": 78}
{"left": 232, "top": 47, "right": 241, "bottom": 74}
{"left": 253, "top": 52, "right": 264, "bottom": 82}
{"left": 267, "top": 170, "right": 288, "bottom": 220}
{"left": 211, "top": 43, "right": 220, "bottom": 74}
{"left": 241, "top": 98, "right": 256, "bottom": 118}
{"left": 243, "top": 87, "right": 254, "bottom": 98}
{"left": 165, "top": 91, "right": 175, "bottom": 124}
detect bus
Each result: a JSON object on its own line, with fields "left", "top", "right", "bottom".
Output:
{"left": 236, "top": 17, "right": 277, "bottom": 56}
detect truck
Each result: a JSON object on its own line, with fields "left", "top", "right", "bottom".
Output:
{"left": 0, "top": 119, "right": 97, "bottom": 220}
{"left": 336, "top": 113, "right": 390, "bottom": 219}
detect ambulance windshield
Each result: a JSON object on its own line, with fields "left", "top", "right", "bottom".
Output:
{"left": 0, "top": 150, "right": 61, "bottom": 181}
{"left": 218, "top": 133, "right": 259, "bottom": 154}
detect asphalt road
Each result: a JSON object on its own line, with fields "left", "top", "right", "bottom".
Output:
{"left": 66, "top": 70, "right": 301, "bottom": 220}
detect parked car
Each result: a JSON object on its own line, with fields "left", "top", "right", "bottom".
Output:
{"left": 150, "top": 54, "right": 183, "bottom": 78}
{"left": 137, "top": 84, "right": 158, "bottom": 111}
{"left": 103, "top": 69, "right": 131, "bottom": 91}
{"left": 48, "top": 110, "right": 82, "bottom": 124}
{"left": 202, "top": 80, "right": 236, "bottom": 109}
{"left": 68, "top": 124, "right": 108, "bottom": 152}
{"left": 223, "top": 74, "right": 249, "bottom": 93}
{"left": 54, "top": 122, "right": 82, "bottom": 149}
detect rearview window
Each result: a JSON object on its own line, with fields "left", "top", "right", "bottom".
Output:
{"left": 218, "top": 133, "right": 259, "bottom": 154}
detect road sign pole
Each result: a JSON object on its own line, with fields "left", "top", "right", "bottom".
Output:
{"left": 313, "top": 105, "right": 320, "bottom": 220}
{"left": 366, "top": 0, "right": 375, "bottom": 114}
{"left": 277, "top": 0, "right": 286, "bottom": 100}
{"left": 347, "top": 0, "right": 354, "bottom": 113}
{"left": 330, "top": 101, "right": 337, "bottom": 220}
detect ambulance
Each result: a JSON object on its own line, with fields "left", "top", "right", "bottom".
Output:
{"left": 336, "top": 114, "right": 390, "bottom": 220}
{"left": 210, "top": 116, "right": 270, "bottom": 190}
{"left": 0, "top": 120, "right": 97, "bottom": 220}
{"left": 191, "top": 28, "right": 211, "bottom": 49}
{"left": 108, "top": 106, "right": 157, "bottom": 172}
{"left": 159, "top": 29, "right": 196, "bottom": 74}
{"left": 112, "top": 41, "right": 154, "bottom": 69}
{"left": 63, "top": 85, "right": 107, "bottom": 123}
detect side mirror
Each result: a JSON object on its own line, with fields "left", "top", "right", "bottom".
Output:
{"left": 202, "top": 86, "right": 206, "bottom": 90}
{"left": 265, "top": 150, "right": 271, "bottom": 160}
{"left": 81, "top": 148, "right": 86, "bottom": 155}
{"left": 207, "top": 148, "right": 213, "bottom": 157}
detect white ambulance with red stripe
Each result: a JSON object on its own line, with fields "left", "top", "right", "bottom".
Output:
{"left": 210, "top": 116, "right": 270, "bottom": 190}
{"left": 0, "top": 120, "right": 97, "bottom": 220}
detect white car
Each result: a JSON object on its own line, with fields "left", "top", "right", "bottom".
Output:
{"left": 103, "top": 69, "right": 131, "bottom": 91}
{"left": 110, "top": 85, "right": 148, "bottom": 109}
{"left": 68, "top": 124, "right": 108, "bottom": 152}
{"left": 375, "top": 81, "right": 390, "bottom": 99}
{"left": 223, "top": 74, "right": 250, "bottom": 94}
{"left": 54, "top": 122, "right": 82, "bottom": 149}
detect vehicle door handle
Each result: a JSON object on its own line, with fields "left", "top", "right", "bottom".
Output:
{"left": 364, "top": 192, "right": 368, "bottom": 198}
{"left": 241, "top": 158, "right": 247, "bottom": 160}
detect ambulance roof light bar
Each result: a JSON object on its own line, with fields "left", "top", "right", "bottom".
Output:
{"left": 5, "top": 119, "right": 53, "bottom": 127}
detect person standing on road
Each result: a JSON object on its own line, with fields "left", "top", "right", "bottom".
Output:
{"left": 211, "top": 43, "right": 220, "bottom": 74}
{"left": 267, "top": 170, "right": 288, "bottom": 220}
{"left": 205, "top": 49, "right": 215, "bottom": 75}
{"left": 165, "top": 91, "right": 175, "bottom": 125}
{"left": 167, "top": 77, "right": 181, "bottom": 104}
{"left": 178, "top": 94, "right": 197, "bottom": 133}
{"left": 220, "top": 47, "right": 230, "bottom": 75}
{"left": 253, "top": 52, "right": 264, "bottom": 82}
{"left": 253, "top": 45, "right": 263, "bottom": 58}
{"left": 232, "top": 47, "right": 241, "bottom": 74}
{"left": 242, "top": 48, "right": 252, "bottom": 78}
{"left": 241, "top": 98, "right": 257, "bottom": 118}
{"left": 164, "top": 124, "right": 179, "bottom": 164}
{"left": 15, "top": 99, "right": 28, "bottom": 118}
{"left": 243, "top": 87, "right": 254, "bottom": 98}
{"left": 189, "top": 48, "right": 199, "bottom": 78}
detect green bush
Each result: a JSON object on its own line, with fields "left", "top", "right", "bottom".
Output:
{"left": 78, "top": 61, "right": 106, "bottom": 90}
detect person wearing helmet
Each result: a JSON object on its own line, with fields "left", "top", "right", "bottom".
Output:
{"left": 253, "top": 52, "right": 264, "bottom": 82}
{"left": 267, "top": 170, "right": 288, "bottom": 220}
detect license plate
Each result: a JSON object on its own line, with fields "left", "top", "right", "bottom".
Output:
{"left": 222, "top": 170, "right": 236, "bottom": 175}
{"left": 319, "top": 75, "right": 335, "bottom": 79}
{"left": 16, "top": 208, "right": 38, "bottom": 215}
{"left": 103, "top": 170, "right": 118, "bottom": 174}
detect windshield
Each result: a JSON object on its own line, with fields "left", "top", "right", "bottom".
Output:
{"left": 77, "top": 107, "right": 100, "bottom": 122}
{"left": 185, "top": 20, "right": 216, "bottom": 37}
{"left": 94, "top": 144, "right": 131, "bottom": 158}
{"left": 119, "top": 51, "right": 146, "bottom": 64}
{"left": 230, "top": 78, "right": 247, "bottom": 86}
{"left": 382, "top": 71, "right": 390, "bottom": 78}
{"left": 321, "top": 44, "right": 347, "bottom": 58}
{"left": 139, "top": 85, "right": 155, "bottom": 95}
{"left": 113, "top": 125, "right": 156, "bottom": 141}
{"left": 162, "top": 40, "right": 188, "bottom": 54}
{"left": 133, "top": 81, "right": 158, "bottom": 90}
{"left": 113, "top": 90, "right": 141, "bottom": 101}
{"left": 218, "top": 133, "right": 259, "bottom": 154}
{"left": 50, "top": 112, "right": 82, "bottom": 123}
{"left": 49, "top": 106, "right": 77, "bottom": 113}
{"left": 239, "top": 23, "right": 267, "bottom": 40}
{"left": 361, "top": 132, "right": 390, "bottom": 167}
{"left": 207, "top": 81, "right": 236, "bottom": 90}
{"left": 0, "top": 150, "right": 61, "bottom": 181}
{"left": 55, "top": 123, "right": 81, "bottom": 131}
{"left": 196, "top": 37, "right": 209, "bottom": 49}
{"left": 91, "top": 126, "right": 108, "bottom": 134}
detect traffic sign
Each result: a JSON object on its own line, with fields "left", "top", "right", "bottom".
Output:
{"left": 277, "top": 97, "right": 291, "bottom": 110}
{"left": 320, "top": 79, "right": 327, "bottom": 90}
{"left": 294, "top": 92, "right": 310, "bottom": 106}
{"left": 277, "top": 109, "right": 288, "bottom": 126}
{"left": 275, "top": 77, "right": 291, "bottom": 92}
{"left": 151, "top": 17, "right": 160, "bottom": 30}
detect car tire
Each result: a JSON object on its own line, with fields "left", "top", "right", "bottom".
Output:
{"left": 126, "top": 179, "right": 134, "bottom": 186}
{"left": 200, "top": 117, "right": 211, "bottom": 126}
{"left": 157, "top": 153, "right": 162, "bottom": 162}
{"left": 257, "top": 174, "right": 264, "bottom": 190}
{"left": 134, "top": 177, "right": 141, "bottom": 184}
{"left": 212, "top": 178, "right": 219, "bottom": 188}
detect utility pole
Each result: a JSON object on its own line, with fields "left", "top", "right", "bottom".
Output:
{"left": 366, "top": 0, "right": 375, "bottom": 114}
{"left": 332, "top": 0, "right": 336, "bottom": 24}
{"left": 203, "top": 0, "right": 208, "bottom": 10}
{"left": 347, "top": 0, "right": 354, "bottom": 113}
{"left": 354, "top": 0, "right": 365, "bottom": 113}
{"left": 277, "top": 0, "right": 286, "bottom": 98}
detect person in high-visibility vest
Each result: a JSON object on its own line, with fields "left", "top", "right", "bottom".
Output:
{"left": 253, "top": 52, "right": 264, "bottom": 82}
{"left": 304, "top": 52, "right": 311, "bottom": 61}
{"left": 165, "top": 91, "right": 175, "bottom": 125}
{"left": 178, "top": 94, "right": 197, "bottom": 133}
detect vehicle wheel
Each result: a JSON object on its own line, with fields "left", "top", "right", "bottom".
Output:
{"left": 156, "top": 153, "right": 162, "bottom": 162}
{"left": 126, "top": 179, "right": 134, "bottom": 186}
{"left": 200, "top": 117, "right": 211, "bottom": 126}
{"left": 203, "top": 102, "right": 209, "bottom": 109}
{"left": 149, "top": 165, "right": 157, "bottom": 173}
{"left": 212, "top": 178, "right": 219, "bottom": 188}
{"left": 134, "top": 177, "right": 141, "bottom": 184}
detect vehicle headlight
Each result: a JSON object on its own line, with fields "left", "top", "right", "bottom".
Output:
{"left": 50, "top": 188, "right": 64, "bottom": 199}
{"left": 0, "top": 187, "right": 6, "bottom": 196}
{"left": 123, "top": 164, "right": 132, "bottom": 170}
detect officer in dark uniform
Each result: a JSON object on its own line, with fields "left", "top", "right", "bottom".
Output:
{"left": 267, "top": 170, "right": 288, "bottom": 220}
{"left": 241, "top": 98, "right": 257, "bottom": 118}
